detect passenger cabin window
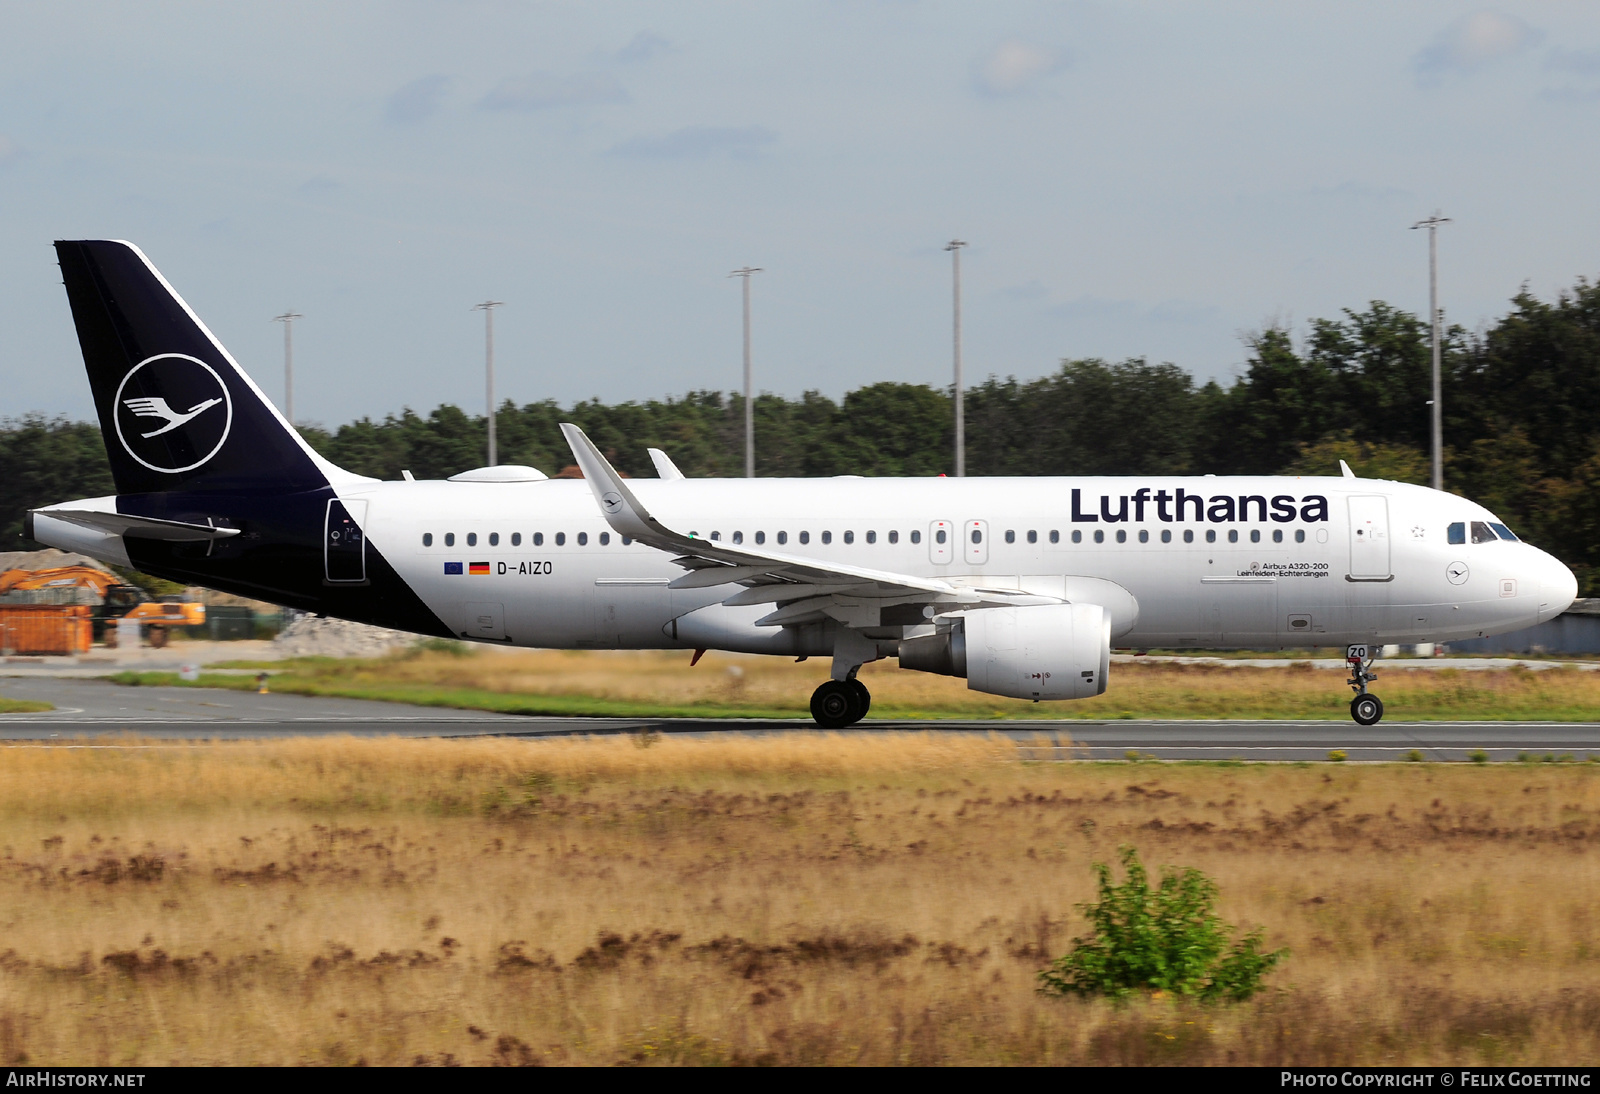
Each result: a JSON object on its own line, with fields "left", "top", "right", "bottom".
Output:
{"left": 1071, "top": 530, "right": 1082, "bottom": 544}
{"left": 799, "top": 532, "right": 810, "bottom": 545}
{"left": 1206, "top": 530, "right": 1217, "bottom": 543}
{"left": 489, "top": 532, "right": 499, "bottom": 546}
{"left": 843, "top": 531, "right": 854, "bottom": 544}
{"left": 1490, "top": 523, "right": 1518, "bottom": 541}
{"left": 1271, "top": 530, "right": 1281, "bottom": 543}
{"left": 1250, "top": 530, "right": 1260, "bottom": 543}
{"left": 866, "top": 530, "right": 876, "bottom": 544}
{"left": 1184, "top": 530, "right": 1195, "bottom": 543}
{"left": 1138, "top": 530, "right": 1148, "bottom": 543}
{"left": 935, "top": 530, "right": 947, "bottom": 545}
{"left": 1094, "top": 530, "right": 1105, "bottom": 544}
{"left": 1295, "top": 530, "right": 1305, "bottom": 543}
{"left": 755, "top": 531, "right": 766, "bottom": 545}
{"left": 888, "top": 530, "right": 898, "bottom": 544}
{"left": 467, "top": 532, "right": 477, "bottom": 547}
{"left": 970, "top": 529, "right": 982, "bottom": 544}
{"left": 1027, "top": 530, "right": 1037, "bottom": 544}
{"left": 422, "top": 533, "right": 433, "bottom": 547}
{"left": 1227, "top": 530, "right": 1238, "bottom": 543}
{"left": 822, "top": 531, "right": 833, "bottom": 544}
{"left": 555, "top": 533, "right": 566, "bottom": 546}
{"left": 600, "top": 532, "right": 610, "bottom": 546}
{"left": 512, "top": 532, "right": 522, "bottom": 546}
{"left": 1004, "top": 530, "right": 1015, "bottom": 544}
{"left": 1448, "top": 522, "right": 1466, "bottom": 545}
{"left": 710, "top": 532, "right": 720, "bottom": 541}
{"left": 533, "top": 533, "right": 543, "bottom": 546}
{"left": 577, "top": 532, "right": 588, "bottom": 546}
{"left": 1161, "top": 530, "right": 1171, "bottom": 543}
{"left": 777, "top": 531, "right": 788, "bottom": 545}
{"left": 1049, "top": 530, "right": 1059, "bottom": 544}
{"left": 1471, "top": 521, "right": 1497, "bottom": 544}
{"left": 910, "top": 530, "right": 922, "bottom": 544}
{"left": 445, "top": 532, "right": 455, "bottom": 547}
{"left": 1115, "top": 530, "right": 1126, "bottom": 543}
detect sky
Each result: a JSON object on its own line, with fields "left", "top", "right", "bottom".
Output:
{"left": 2, "top": 2, "right": 1599, "bottom": 428}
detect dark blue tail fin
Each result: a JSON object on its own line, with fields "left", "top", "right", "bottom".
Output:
{"left": 54, "top": 240, "right": 341, "bottom": 495}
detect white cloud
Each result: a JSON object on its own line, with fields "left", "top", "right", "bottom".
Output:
{"left": 610, "top": 125, "right": 776, "bottom": 160}
{"left": 385, "top": 75, "right": 450, "bottom": 124}
{"left": 617, "top": 31, "right": 673, "bottom": 64}
{"left": 479, "top": 72, "right": 628, "bottom": 111}
{"left": 1414, "top": 11, "right": 1542, "bottom": 81}
{"left": 973, "top": 39, "right": 1068, "bottom": 96}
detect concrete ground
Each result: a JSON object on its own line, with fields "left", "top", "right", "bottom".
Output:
{"left": 0, "top": 678, "right": 1595, "bottom": 762}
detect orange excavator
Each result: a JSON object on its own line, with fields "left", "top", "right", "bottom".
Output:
{"left": 0, "top": 566, "right": 205, "bottom": 648}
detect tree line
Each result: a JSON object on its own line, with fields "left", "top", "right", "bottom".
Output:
{"left": 5, "top": 276, "right": 1599, "bottom": 588}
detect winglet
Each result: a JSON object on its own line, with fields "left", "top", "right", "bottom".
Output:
{"left": 648, "top": 448, "right": 686, "bottom": 480}
{"left": 560, "top": 424, "right": 666, "bottom": 542}
{"left": 1339, "top": 459, "right": 1356, "bottom": 479}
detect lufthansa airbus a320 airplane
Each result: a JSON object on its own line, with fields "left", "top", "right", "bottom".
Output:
{"left": 30, "top": 241, "right": 1579, "bottom": 726}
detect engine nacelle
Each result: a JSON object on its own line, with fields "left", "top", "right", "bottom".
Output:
{"left": 899, "top": 603, "right": 1110, "bottom": 700}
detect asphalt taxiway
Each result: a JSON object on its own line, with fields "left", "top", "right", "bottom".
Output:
{"left": 0, "top": 679, "right": 1596, "bottom": 762}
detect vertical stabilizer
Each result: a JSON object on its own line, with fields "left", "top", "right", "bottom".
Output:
{"left": 53, "top": 240, "right": 355, "bottom": 495}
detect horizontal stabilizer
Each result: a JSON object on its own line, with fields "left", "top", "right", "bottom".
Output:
{"left": 32, "top": 506, "right": 241, "bottom": 542}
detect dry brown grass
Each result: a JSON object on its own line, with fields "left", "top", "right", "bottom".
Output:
{"left": 2, "top": 735, "right": 1599, "bottom": 1065}
{"left": 211, "top": 647, "right": 1600, "bottom": 720}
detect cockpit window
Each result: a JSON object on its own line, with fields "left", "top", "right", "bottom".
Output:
{"left": 1489, "top": 522, "right": 1518, "bottom": 541}
{"left": 1471, "top": 521, "right": 1497, "bottom": 544}
{"left": 1447, "top": 522, "right": 1465, "bottom": 545}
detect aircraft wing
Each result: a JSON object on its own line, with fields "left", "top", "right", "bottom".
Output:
{"left": 560, "top": 424, "right": 1060, "bottom": 627}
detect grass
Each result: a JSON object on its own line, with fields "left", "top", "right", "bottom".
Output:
{"left": 108, "top": 646, "right": 1600, "bottom": 721}
{"left": 0, "top": 696, "right": 53, "bottom": 713}
{"left": 2, "top": 735, "right": 1600, "bottom": 1064}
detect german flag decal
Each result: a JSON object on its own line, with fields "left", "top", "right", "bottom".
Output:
{"left": 468, "top": 561, "right": 491, "bottom": 575}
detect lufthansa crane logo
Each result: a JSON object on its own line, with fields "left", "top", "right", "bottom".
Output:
{"left": 113, "top": 354, "right": 233, "bottom": 474}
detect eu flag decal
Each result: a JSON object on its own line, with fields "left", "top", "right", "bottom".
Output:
{"left": 469, "top": 562, "right": 491, "bottom": 575}
{"left": 444, "top": 562, "right": 463, "bottom": 575}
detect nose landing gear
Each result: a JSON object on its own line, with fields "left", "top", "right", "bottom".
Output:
{"left": 1346, "top": 645, "right": 1384, "bottom": 726}
{"left": 810, "top": 678, "right": 871, "bottom": 728}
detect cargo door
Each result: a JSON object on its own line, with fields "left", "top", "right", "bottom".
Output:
{"left": 325, "top": 498, "right": 367, "bottom": 584}
{"left": 1347, "top": 495, "right": 1391, "bottom": 580}
{"left": 461, "top": 601, "right": 506, "bottom": 641}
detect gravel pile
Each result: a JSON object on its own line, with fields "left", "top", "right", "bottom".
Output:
{"left": 272, "top": 614, "right": 417, "bottom": 659}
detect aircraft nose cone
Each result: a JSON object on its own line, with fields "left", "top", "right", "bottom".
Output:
{"left": 1537, "top": 553, "right": 1579, "bottom": 624}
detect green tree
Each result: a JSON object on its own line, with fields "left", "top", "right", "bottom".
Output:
{"left": 1038, "top": 846, "right": 1285, "bottom": 1004}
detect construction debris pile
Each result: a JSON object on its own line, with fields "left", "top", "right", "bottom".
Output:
{"left": 272, "top": 614, "right": 416, "bottom": 659}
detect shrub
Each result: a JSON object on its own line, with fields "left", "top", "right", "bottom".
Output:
{"left": 1468, "top": 749, "right": 1490, "bottom": 764}
{"left": 1328, "top": 750, "right": 1348, "bottom": 763}
{"left": 1404, "top": 749, "right": 1424, "bottom": 762}
{"left": 1038, "top": 846, "right": 1285, "bottom": 1004}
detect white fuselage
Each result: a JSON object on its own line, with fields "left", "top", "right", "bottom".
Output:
{"left": 344, "top": 474, "right": 1576, "bottom": 652}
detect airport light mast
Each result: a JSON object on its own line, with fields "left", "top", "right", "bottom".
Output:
{"left": 1411, "top": 212, "right": 1451, "bottom": 492}
{"left": 946, "top": 239, "right": 967, "bottom": 477}
{"left": 271, "top": 311, "right": 301, "bottom": 425}
{"left": 474, "top": 300, "right": 503, "bottom": 466}
{"left": 730, "top": 267, "right": 762, "bottom": 478}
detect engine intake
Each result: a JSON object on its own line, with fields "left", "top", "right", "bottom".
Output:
{"left": 898, "top": 603, "right": 1110, "bottom": 701}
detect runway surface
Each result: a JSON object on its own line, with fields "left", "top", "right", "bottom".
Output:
{"left": 0, "top": 679, "right": 1596, "bottom": 761}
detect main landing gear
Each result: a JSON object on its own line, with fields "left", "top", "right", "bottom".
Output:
{"left": 810, "top": 678, "right": 871, "bottom": 729}
{"left": 1346, "top": 644, "right": 1384, "bottom": 726}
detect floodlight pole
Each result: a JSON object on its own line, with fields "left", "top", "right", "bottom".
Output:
{"left": 946, "top": 240, "right": 967, "bottom": 477}
{"left": 271, "top": 312, "right": 302, "bottom": 424}
{"left": 474, "top": 301, "right": 503, "bottom": 466}
{"left": 1411, "top": 213, "right": 1451, "bottom": 492}
{"left": 730, "top": 267, "right": 762, "bottom": 477}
